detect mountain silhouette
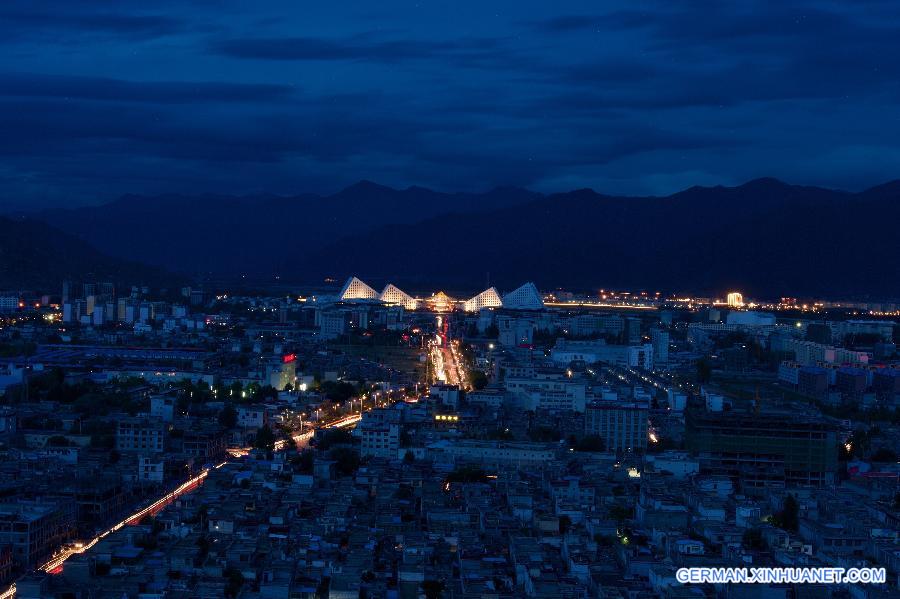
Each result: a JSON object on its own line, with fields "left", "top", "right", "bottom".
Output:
{"left": 18, "top": 178, "right": 900, "bottom": 297}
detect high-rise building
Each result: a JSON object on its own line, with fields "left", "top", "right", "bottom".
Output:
{"left": 650, "top": 328, "right": 669, "bottom": 365}
{"left": 873, "top": 369, "right": 900, "bottom": 402}
{"left": 835, "top": 367, "right": 867, "bottom": 403}
{"left": 623, "top": 317, "right": 642, "bottom": 344}
{"left": 584, "top": 400, "right": 648, "bottom": 452}
{"left": 0, "top": 295, "right": 18, "bottom": 314}
{"left": 0, "top": 501, "right": 76, "bottom": 569}
{"left": 686, "top": 408, "right": 838, "bottom": 491}
{"left": 798, "top": 366, "right": 829, "bottom": 400}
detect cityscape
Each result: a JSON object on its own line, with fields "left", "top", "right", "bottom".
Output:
{"left": 0, "top": 275, "right": 897, "bottom": 598}
{"left": 1, "top": 2, "right": 900, "bottom": 599}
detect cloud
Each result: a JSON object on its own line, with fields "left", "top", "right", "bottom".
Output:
{"left": 0, "top": 72, "right": 296, "bottom": 104}
{"left": 0, "top": 7, "right": 185, "bottom": 41}
{"left": 527, "top": 15, "right": 603, "bottom": 33}
{"left": 209, "top": 34, "right": 512, "bottom": 68}
{"left": 1, "top": 0, "right": 900, "bottom": 208}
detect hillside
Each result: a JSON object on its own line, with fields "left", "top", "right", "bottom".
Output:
{"left": 37, "top": 183, "right": 540, "bottom": 277}
{"left": 301, "top": 178, "right": 899, "bottom": 297}
{"left": 0, "top": 217, "right": 177, "bottom": 291}
{"left": 19, "top": 178, "right": 900, "bottom": 297}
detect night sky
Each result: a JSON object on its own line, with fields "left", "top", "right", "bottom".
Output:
{"left": 2, "top": 0, "right": 900, "bottom": 209}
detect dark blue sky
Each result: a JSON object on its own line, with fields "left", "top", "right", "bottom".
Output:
{"left": 2, "top": 0, "right": 900, "bottom": 209}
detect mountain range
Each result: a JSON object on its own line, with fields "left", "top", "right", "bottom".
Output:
{"left": 0, "top": 216, "right": 174, "bottom": 291}
{"left": 5, "top": 178, "right": 899, "bottom": 297}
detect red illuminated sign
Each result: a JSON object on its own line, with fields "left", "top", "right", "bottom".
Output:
{"left": 282, "top": 353, "right": 296, "bottom": 363}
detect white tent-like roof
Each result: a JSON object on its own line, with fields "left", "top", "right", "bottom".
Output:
{"left": 338, "top": 276, "right": 379, "bottom": 301}
{"left": 502, "top": 282, "right": 544, "bottom": 310}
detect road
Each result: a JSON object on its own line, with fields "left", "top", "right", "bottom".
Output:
{"left": 430, "top": 338, "right": 467, "bottom": 389}
{"left": 41, "top": 461, "right": 228, "bottom": 575}
{"left": 0, "top": 410, "right": 368, "bottom": 598}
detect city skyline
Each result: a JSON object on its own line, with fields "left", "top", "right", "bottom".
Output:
{"left": 0, "top": 3, "right": 898, "bottom": 597}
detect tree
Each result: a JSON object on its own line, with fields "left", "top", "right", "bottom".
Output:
{"left": 446, "top": 466, "right": 488, "bottom": 484}
{"left": 421, "top": 580, "right": 445, "bottom": 599}
{"left": 743, "top": 528, "right": 765, "bottom": 550}
{"left": 315, "top": 428, "right": 354, "bottom": 451}
{"left": 224, "top": 567, "right": 244, "bottom": 598}
{"left": 572, "top": 435, "right": 605, "bottom": 452}
{"left": 774, "top": 494, "right": 799, "bottom": 532}
{"left": 467, "top": 370, "right": 488, "bottom": 390}
{"left": 320, "top": 381, "right": 357, "bottom": 403}
{"left": 528, "top": 426, "right": 560, "bottom": 442}
{"left": 254, "top": 424, "right": 276, "bottom": 452}
{"left": 559, "top": 514, "right": 572, "bottom": 534}
{"left": 696, "top": 357, "right": 712, "bottom": 384}
{"left": 290, "top": 450, "right": 314, "bottom": 473}
{"left": 487, "top": 428, "right": 514, "bottom": 440}
{"left": 608, "top": 505, "right": 631, "bottom": 523}
{"left": 870, "top": 447, "right": 898, "bottom": 463}
{"left": 329, "top": 447, "right": 361, "bottom": 476}
{"left": 218, "top": 403, "right": 237, "bottom": 428}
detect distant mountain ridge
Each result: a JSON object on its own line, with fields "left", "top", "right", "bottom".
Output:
{"left": 0, "top": 216, "right": 176, "bottom": 291}
{"left": 15, "top": 178, "right": 900, "bottom": 297}
{"left": 37, "top": 182, "right": 541, "bottom": 278}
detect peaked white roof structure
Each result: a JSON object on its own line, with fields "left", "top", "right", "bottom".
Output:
{"left": 380, "top": 284, "right": 418, "bottom": 310}
{"left": 339, "top": 276, "right": 378, "bottom": 301}
{"left": 463, "top": 287, "right": 503, "bottom": 312}
{"left": 502, "top": 282, "right": 544, "bottom": 310}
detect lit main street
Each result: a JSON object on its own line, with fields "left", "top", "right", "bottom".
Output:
{"left": 0, "top": 400, "right": 375, "bottom": 599}
{"left": 428, "top": 314, "right": 468, "bottom": 389}
{"left": 446, "top": 339, "right": 468, "bottom": 389}
{"left": 40, "top": 462, "right": 229, "bottom": 575}
{"left": 0, "top": 461, "right": 231, "bottom": 599}
{"left": 431, "top": 338, "right": 468, "bottom": 388}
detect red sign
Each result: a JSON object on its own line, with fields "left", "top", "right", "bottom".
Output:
{"left": 282, "top": 353, "right": 296, "bottom": 363}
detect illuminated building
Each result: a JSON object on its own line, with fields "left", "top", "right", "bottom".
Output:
{"left": 726, "top": 292, "right": 744, "bottom": 307}
{"left": 501, "top": 282, "right": 544, "bottom": 310}
{"left": 266, "top": 355, "right": 296, "bottom": 390}
{"left": 463, "top": 287, "right": 502, "bottom": 312}
{"left": 338, "top": 276, "right": 379, "bottom": 301}
{"left": 379, "top": 283, "right": 418, "bottom": 310}
{"left": 426, "top": 291, "right": 454, "bottom": 312}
